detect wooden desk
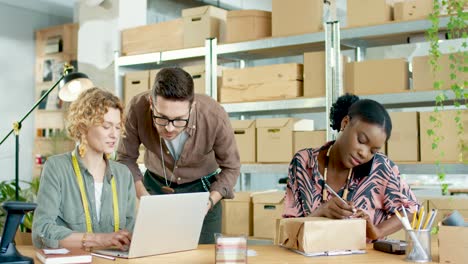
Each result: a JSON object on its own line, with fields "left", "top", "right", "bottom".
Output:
{"left": 18, "top": 244, "right": 438, "bottom": 263}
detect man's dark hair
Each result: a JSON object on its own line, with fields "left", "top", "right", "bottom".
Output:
{"left": 152, "top": 67, "right": 194, "bottom": 103}
{"left": 330, "top": 93, "right": 392, "bottom": 141}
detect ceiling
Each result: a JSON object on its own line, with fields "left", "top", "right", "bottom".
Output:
{"left": 0, "top": 0, "right": 76, "bottom": 19}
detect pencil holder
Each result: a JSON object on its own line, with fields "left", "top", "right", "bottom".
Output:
{"left": 405, "top": 229, "right": 431, "bottom": 262}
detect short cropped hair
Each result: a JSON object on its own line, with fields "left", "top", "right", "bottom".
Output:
{"left": 152, "top": 67, "right": 194, "bottom": 103}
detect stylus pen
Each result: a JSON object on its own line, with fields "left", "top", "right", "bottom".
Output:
{"left": 324, "top": 184, "right": 356, "bottom": 213}
{"left": 91, "top": 252, "right": 116, "bottom": 261}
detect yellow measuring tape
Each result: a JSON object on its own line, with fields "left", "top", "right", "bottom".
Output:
{"left": 72, "top": 151, "right": 119, "bottom": 233}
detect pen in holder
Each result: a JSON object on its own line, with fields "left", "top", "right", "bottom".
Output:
{"left": 395, "top": 210, "right": 429, "bottom": 262}
{"left": 405, "top": 229, "right": 431, "bottom": 262}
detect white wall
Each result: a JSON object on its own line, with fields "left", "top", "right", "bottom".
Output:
{"left": 0, "top": 4, "right": 71, "bottom": 183}
{"left": 77, "top": 0, "right": 146, "bottom": 96}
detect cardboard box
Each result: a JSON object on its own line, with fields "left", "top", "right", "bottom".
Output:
{"left": 394, "top": 0, "right": 433, "bottom": 21}
{"left": 124, "top": 71, "right": 150, "bottom": 106}
{"left": 252, "top": 191, "right": 285, "bottom": 239}
{"left": 222, "top": 192, "right": 252, "bottom": 236}
{"left": 226, "top": 10, "right": 271, "bottom": 43}
{"left": 184, "top": 65, "right": 208, "bottom": 95}
{"left": 419, "top": 110, "right": 468, "bottom": 162}
{"left": 151, "top": 66, "right": 222, "bottom": 97}
{"left": 220, "top": 63, "right": 303, "bottom": 103}
{"left": 272, "top": 0, "right": 323, "bottom": 37}
{"left": 256, "top": 118, "right": 314, "bottom": 163}
{"left": 121, "top": 19, "right": 183, "bottom": 55}
{"left": 413, "top": 53, "right": 468, "bottom": 91}
{"left": 183, "top": 64, "right": 223, "bottom": 96}
{"left": 387, "top": 112, "right": 419, "bottom": 162}
{"left": 256, "top": 118, "right": 294, "bottom": 163}
{"left": 293, "top": 130, "right": 326, "bottom": 153}
{"left": 303, "top": 51, "right": 349, "bottom": 98}
{"left": 427, "top": 197, "right": 468, "bottom": 228}
{"left": 303, "top": 51, "right": 325, "bottom": 98}
{"left": 279, "top": 217, "right": 366, "bottom": 254}
{"left": 347, "top": 0, "right": 392, "bottom": 28}
{"left": 231, "top": 120, "right": 256, "bottom": 163}
{"left": 344, "top": 59, "right": 409, "bottom": 95}
{"left": 182, "top": 5, "right": 227, "bottom": 48}
{"left": 438, "top": 225, "right": 468, "bottom": 264}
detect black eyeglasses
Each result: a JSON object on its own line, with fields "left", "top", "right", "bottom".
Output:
{"left": 151, "top": 108, "right": 191, "bottom": 128}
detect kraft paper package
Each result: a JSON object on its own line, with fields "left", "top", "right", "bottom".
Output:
{"left": 279, "top": 217, "right": 366, "bottom": 254}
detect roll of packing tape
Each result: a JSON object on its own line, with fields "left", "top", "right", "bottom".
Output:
{"left": 442, "top": 210, "right": 468, "bottom": 227}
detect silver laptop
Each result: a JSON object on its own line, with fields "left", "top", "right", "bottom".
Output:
{"left": 94, "top": 192, "right": 209, "bottom": 258}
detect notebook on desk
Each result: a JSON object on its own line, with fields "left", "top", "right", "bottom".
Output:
{"left": 94, "top": 192, "right": 209, "bottom": 259}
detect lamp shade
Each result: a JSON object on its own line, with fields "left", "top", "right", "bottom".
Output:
{"left": 58, "top": 72, "right": 94, "bottom": 102}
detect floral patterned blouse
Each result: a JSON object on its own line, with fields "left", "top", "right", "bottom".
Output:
{"left": 283, "top": 141, "right": 419, "bottom": 230}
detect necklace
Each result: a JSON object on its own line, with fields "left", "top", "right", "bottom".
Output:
{"left": 321, "top": 144, "right": 353, "bottom": 203}
{"left": 159, "top": 136, "right": 176, "bottom": 194}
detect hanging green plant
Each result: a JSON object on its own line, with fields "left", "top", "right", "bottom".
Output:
{"left": 426, "top": 0, "right": 467, "bottom": 195}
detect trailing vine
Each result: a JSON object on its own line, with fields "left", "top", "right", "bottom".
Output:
{"left": 427, "top": 0, "right": 467, "bottom": 195}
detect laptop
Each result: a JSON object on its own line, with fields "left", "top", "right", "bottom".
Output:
{"left": 94, "top": 192, "right": 209, "bottom": 258}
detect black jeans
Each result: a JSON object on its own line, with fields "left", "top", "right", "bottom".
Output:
{"left": 143, "top": 170, "right": 222, "bottom": 244}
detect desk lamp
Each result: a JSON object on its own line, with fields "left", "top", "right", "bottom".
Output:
{"left": 0, "top": 64, "right": 93, "bottom": 200}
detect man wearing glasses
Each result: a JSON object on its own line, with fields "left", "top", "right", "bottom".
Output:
{"left": 117, "top": 67, "right": 240, "bottom": 244}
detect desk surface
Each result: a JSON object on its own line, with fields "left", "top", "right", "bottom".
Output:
{"left": 18, "top": 244, "right": 438, "bottom": 264}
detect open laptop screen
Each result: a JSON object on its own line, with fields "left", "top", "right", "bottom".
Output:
{"left": 94, "top": 192, "right": 209, "bottom": 259}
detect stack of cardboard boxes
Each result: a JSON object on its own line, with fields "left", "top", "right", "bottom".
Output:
{"left": 385, "top": 110, "right": 467, "bottom": 163}
{"left": 121, "top": 0, "right": 437, "bottom": 56}
{"left": 222, "top": 191, "right": 285, "bottom": 240}
{"left": 231, "top": 118, "right": 324, "bottom": 164}
{"left": 121, "top": 5, "right": 272, "bottom": 55}
{"left": 121, "top": 1, "right": 453, "bottom": 105}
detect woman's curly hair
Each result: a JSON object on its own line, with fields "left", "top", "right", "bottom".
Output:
{"left": 329, "top": 93, "right": 360, "bottom": 131}
{"left": 66, "top": 87, "right": 124, "bottom": 142}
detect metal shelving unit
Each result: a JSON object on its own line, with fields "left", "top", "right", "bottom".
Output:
{"left": 115, "top": 16, "right": 463, "bottom": 176}
{"left": 222, "top": 97, "right": 326, "bottom": 114}
{"left": 222, "top": 90, "right": 463, "bottom": 115}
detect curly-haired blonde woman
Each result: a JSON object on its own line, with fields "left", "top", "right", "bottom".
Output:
{"left": 32, "top": 88, "right": 136, "bottom": 250}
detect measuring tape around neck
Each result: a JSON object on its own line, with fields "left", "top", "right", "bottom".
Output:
{"left": 71, "top": 151, "right": 120, "bottom": 233}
